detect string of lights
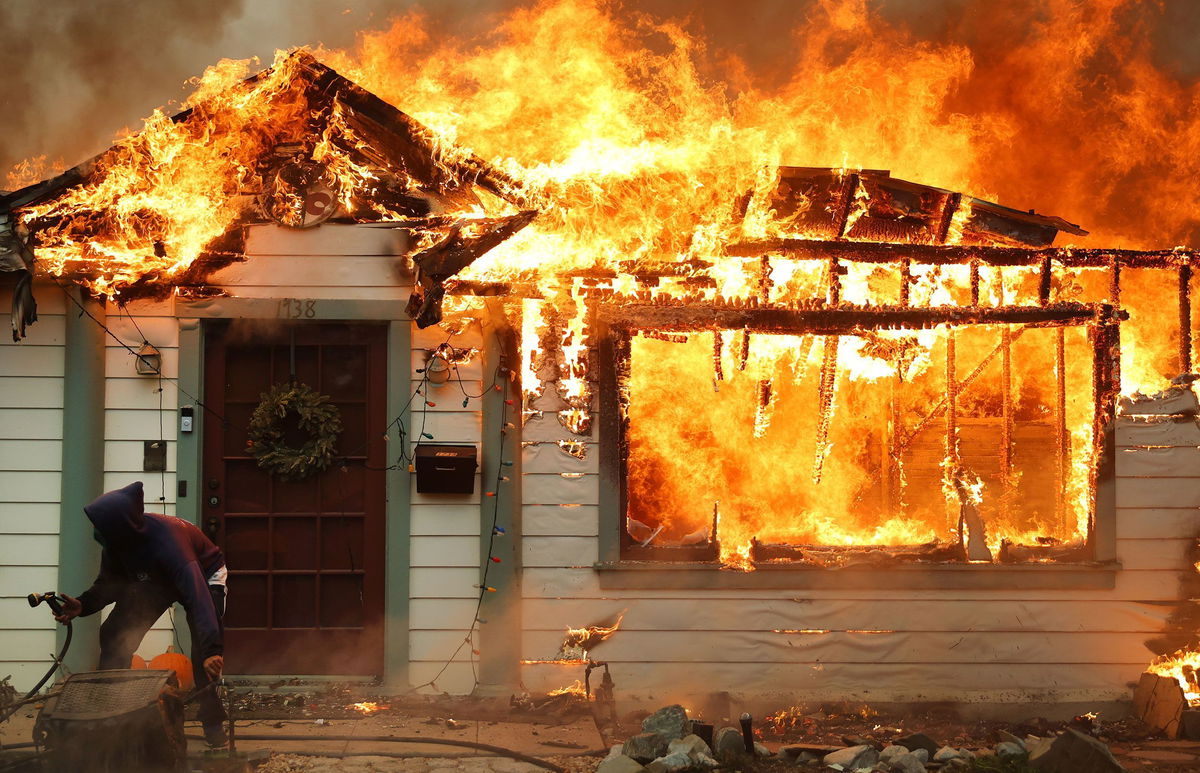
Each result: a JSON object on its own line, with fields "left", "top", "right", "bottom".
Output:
{"left": 406, "top": 330, "right": 513, "bottom": 695}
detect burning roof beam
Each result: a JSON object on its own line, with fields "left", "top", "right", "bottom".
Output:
{"left": 598, "top": 302, "right": 1117, "bottom": 334}
{"left": 726, "top": 239, "right": 1199, "bottom": 269}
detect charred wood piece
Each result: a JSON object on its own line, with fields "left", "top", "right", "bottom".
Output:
{"left": 726, "top": 238, "right": 1199, "bottom": 269}
{"left": 599, "top": 302, "right": 1114, "bottom": 334}
{"left": 407, "top": 211, "right": 537, "bottom": 328}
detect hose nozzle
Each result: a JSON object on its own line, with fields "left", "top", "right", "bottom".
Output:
{"left": 27, "top": 591, "right": 63, "bottom": 616}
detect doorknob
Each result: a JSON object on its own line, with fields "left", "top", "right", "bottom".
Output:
{"left": 208, "top": 495, "right": 220, "bottom": 507}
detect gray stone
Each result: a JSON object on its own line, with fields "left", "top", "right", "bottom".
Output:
{"left": 942, "top": 760, "right": 970, "bottom": 773}
{"left": 642, "top": 705, "right": 690, "bottom": 742}
{"left": 997, "top": 730, "right": 1026, "bottom": 750}
{"left": 823, "top": 745, "right": 879, "bottom": 770}
{"left": 996, "top": 741, "right": 1026, "bottom": 758}
{"left": 911, "top": 749, "right": 928, "bottom": 764}
{"left": 754, "top": 742, "right": 771, "bottom": 758}
{"left": 667, "top": 734, "right": 712, "bottom": 760}
{"left": 1028, "top": 729, "right": 1124, "bottom": 772}
{"left": 879, "top": 745, "right": 910, "bottom": 763}
{"left": 1026, "top": 736, "right": 1055, "bottom": 759}
{"left": 624, "top": 733, "right": 670, "bottom": 763}
{"left": 894, "top": 733, "right": 939, "bottom": 758}
{"left": 933, "top": 747, "right": 963, "bottom": 762}
{"left": 644, "top": 752, "right": 691, "bottom": 773}
{"left": 713, "top": 726, "right": 747, "bottom": 762}
{"left": 597, "top": 755, "right": 647, "bottom": 773}
{"left": 693, "top": 753, "right": 720, "bottom": 769}
{"left": 887, "top": 753, "right": 926, "bottom": 773}
{"left": 608, "top": 745, "right": 626, "bottom": 759}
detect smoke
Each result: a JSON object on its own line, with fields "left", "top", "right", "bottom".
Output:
{"left": 4, "top": 0, "right": 1199, "bottom": 247}
{"left": 0, "top": 0, "right": 464, "bottom": 180}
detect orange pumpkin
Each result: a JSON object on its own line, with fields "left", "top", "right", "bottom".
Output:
{"left": 130, "top": 654, "right": 147, "bottom": 669}
{"left": 149, "top": 648, "right": 194, "bottom": 690}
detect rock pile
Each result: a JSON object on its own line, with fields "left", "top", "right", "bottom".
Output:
{"left": 790, "top": 727, "right": 1124, "bottom": 772}
{"left": 599, "top": 705, "right": 768, "bottom": 773}
{"left": 602, "top": 705, "right": 1125, "bottom": 772}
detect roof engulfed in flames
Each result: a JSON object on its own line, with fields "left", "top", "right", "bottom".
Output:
{"left": 0, "top": 50, "right": 531, "bottom": 302}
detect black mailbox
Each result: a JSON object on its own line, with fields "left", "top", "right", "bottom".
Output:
{"left": 414, "top": 444, "right": 478, "bottom": 494}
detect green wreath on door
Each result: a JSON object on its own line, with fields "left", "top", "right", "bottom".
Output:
{"left": 246, "top": 381, "right": 342, "bottom": 480}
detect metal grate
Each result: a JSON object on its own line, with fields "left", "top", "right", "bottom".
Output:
{"left": 44, "top": 669, "right": 173, "bottom": 721}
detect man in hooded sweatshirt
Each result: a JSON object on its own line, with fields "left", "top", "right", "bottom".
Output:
{"left": 53, "top": 481, "right": 230, "bottom": 747}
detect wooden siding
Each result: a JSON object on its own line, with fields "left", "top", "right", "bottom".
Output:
{"left": 406, "top": 322, "right": 485, "bottom": 694}
{"left": 102, "top": 298, "right": 182, "bottom": 661}
{"left": 517, "top": 400, "right": 1200, "bottom": 707}
{"left": 0, "top": 284, "right": 63, "bottom": 689}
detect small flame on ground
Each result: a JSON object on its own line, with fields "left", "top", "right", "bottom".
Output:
{"left": 1148, "top": 651, "right": 1200, "bottom": 705}
{"left": 349, "top": 701, "right": 388, "bottom": 714}
{"left": 548, "top": 680, "right": 588, "bottom": 697}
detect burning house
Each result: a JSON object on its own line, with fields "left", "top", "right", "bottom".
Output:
{"left": 4, "top": 31, "right": 1200, "bottom": 720}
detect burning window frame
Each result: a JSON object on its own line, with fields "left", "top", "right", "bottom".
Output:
{"left": 596, "top": 296, "right": 1123, "bottom": 572}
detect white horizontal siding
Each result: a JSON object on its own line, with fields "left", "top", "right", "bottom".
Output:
{"left": 0, "top": 289, "right": 62, "bottom": 693}
{"left": 0, "top": 503, "right": 60, "bottom": 534}
{"left": 0, "top": 440, "right": 61, "bottom": 471}
{"left": 406, "top": 325, "right": 485, "bottom": 694}
{"left": 515, "top": 410, "right": 1200, "bottom": 705}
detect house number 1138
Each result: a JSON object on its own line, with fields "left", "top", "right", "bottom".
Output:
{"left": 278, "top": 299, "right": 317, "bottom": 319}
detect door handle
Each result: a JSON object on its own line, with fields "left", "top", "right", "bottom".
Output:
{"left": 204, "top": 516, "right": 220, "bottom": 537}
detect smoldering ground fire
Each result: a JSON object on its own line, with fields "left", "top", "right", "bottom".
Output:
{"left": 9, "top": 2, "right": 1200, "bottom": 766}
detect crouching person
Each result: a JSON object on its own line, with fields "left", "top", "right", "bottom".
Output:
{"left": 53, "top": 481, "right": 230, "bottom": 747}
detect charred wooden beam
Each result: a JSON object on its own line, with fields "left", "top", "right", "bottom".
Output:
{"left": 1181, "top": 263, "right": 1193, "bottom": 374}
{"left": 726, "top": 238, "right": 1199, "bottom": 269}
{"left": 832, "top": 173, "right": 861, "bottom": 238}
{"left": 1038, "top": 257, "right": 1052, "bottom": 306}
{"left": 293, "top": 52, "right": 531, "bottom": 207}
{"left": 935, "top": 192, "right": 963, "bottom": 245}
{"left": 614, "top": 259, "right": 712, "bottom": 277}
{"left": 598, "top": 302, "right": 1115, "bottom": 334}
{"left": 1000, "top": 327, "right": 1014, "bottom": 517}
{"left": 443, "top": 279, "right": 543, "bottom": 298}
{"left": 1055, "top": 327, "right": 1068, "bottom": 531}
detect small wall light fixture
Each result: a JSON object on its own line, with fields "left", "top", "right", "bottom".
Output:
{"left": 425, "top": 353, "right": 451, "bottom": 386}
{"left": 135, "top": 342, "right": 162, "bottom": 376}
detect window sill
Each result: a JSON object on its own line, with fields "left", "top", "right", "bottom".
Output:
{"left": 593, "top": 560, "right": 1121, "bottom": 590}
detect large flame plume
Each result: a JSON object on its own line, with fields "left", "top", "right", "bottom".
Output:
{"left": 7, "top": 0, "right": 1200, "bottom": 568}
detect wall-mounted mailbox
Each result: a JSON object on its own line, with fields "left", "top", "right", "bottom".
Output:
{"left": 414, "top": 444, "right": 478, "bottom": 494}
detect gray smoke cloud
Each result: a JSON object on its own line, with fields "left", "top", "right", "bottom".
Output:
{"left": 2, "top": 0, "right": 1198, "bottom": 181}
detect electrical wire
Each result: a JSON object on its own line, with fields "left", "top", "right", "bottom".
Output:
{"left": 406, "top": 330, "right": 511, "bottom": 695}
{"left": 50, "top": 276, "right": 228, "bottom": 427}
{"left": 46, "top": 285, "right": 516, "bottom": 692}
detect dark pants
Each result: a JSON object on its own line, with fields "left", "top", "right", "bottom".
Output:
{"left": 98, "top": 582, "right": 227, "bottom": 726}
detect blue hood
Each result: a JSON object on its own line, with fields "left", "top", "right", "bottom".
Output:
{"left": 84, "top": 481, "right": 147, "bottom": 544}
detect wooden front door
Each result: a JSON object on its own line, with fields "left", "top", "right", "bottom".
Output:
{"left": 203, "top": 321, "right": 387, "bottom": 675}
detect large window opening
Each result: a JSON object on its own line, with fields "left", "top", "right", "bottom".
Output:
{"left": 606, "top": 306, "right": 1117, "bottom": 569}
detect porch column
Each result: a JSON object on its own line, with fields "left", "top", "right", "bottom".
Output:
{"left": 475, "top": 324, "right": 522, "bottom": 695}
{"left": 57, "top": 287, "right": 107, "bottom": 672}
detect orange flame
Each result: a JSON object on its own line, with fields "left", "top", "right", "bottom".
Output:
{"left": 8, "top": 0, "right": 1200, "bottom": 570}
